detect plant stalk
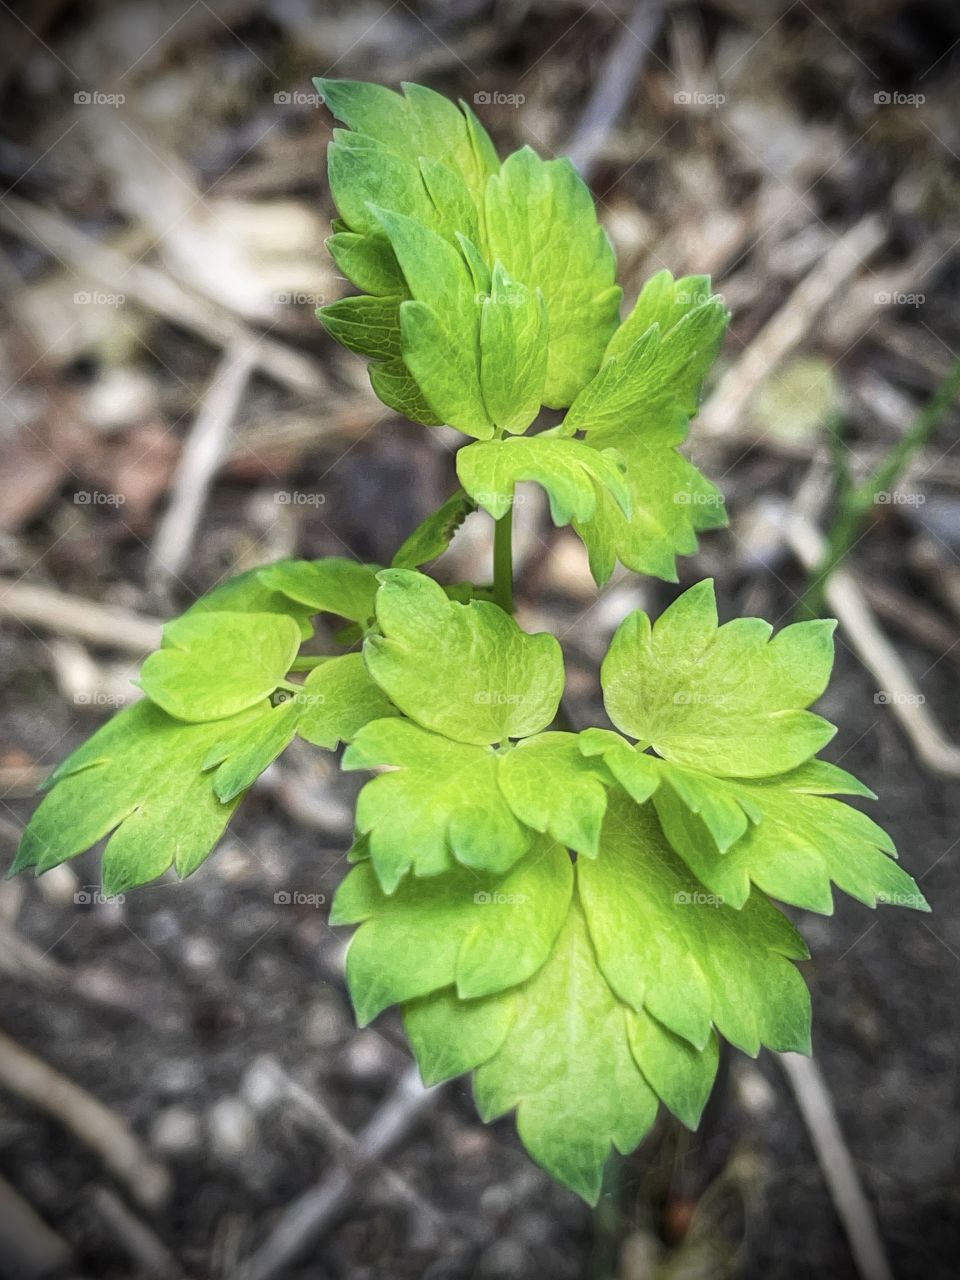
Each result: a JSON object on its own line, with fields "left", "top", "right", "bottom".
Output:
{"left": 493, "top": 501, "right": 514, "bottom": 614}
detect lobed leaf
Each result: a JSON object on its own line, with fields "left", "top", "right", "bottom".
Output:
{"left": 498, "top": 732, "right": 612, "bottom": 858}
{"left": 343, "top": 718, "right": 531, "bottom": 891}
{"left": 364, "top": 569, "right": 564, "bottom": 746}
{"left": 330, "top": 836, "right": 573, "bottom": 1021}
{"left": 457, "top": 434, "right": 630, "bottom": 526}
{"left": 578, "top": 794, "right": 811, "bottom": 1056}
{"left": 139, "top": 611, "right": 302, "bottom": 722}
{"left": 257, "top": 559, "right": 381, "bottom": 626}
{"left": 478, "top": 263, "right": 548, "bottom": 434}
{"left": 600, "top": 580, "right": 837, "bottom": 776}
{"left": 485, "top": 147, "right": 621, "bottom": 406}
{"left": 392, "top": 489, "right": 476, "bottom": 569}
{"left": 12, "top": 701, "right": 263, "bottom": 893}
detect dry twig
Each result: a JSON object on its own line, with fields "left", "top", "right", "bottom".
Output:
{"left": 0, "top": 1028, "right": 170, "bottom": 1209}
{"left": 148, "top": 340, "right": 258, "bottom": 589}
{"left": 0, "top": 578, "right": 163, "bottom": 653}
{"left": 779, "top": 1053, "right": 895, "bottom": 1280}
{"left": 241, "top": 1065, "right": 441, "bottom": 1280}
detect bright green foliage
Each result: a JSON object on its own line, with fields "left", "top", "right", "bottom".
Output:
{"left": 457, "top": 435, "right": 630, "bottom": 526}
{"left": 364, "top": 569, "right": 563, "bottom": 745}
{"left": 203, "top": 699, "right": 302, "bottom": 802}
{"left": 179, "top": 566, "right": 315, "bottom": 639}
{"left": 391, "top": 490, "right": 475, "bottom": 569}
{"left": 479, "top": 263, "right": 548, "bottom": 433}
{"left": 371, "top": 207, "right": 493, "bottom": 436}
{"left": 574, "top": 432, "right": 727, "bottom": 584}
{"left": 257, "top": 559, "right": 381, "bottom": 626}
{"left": 140, "top": 611, "right": 302, "bottom": 722}
{"left": 600, "top": 580, "right": 838, "bottom": 776}
{"left": 12, "top": 701, "right": 260, "bottom": 893}
{"left": 498, "top": 732, "right": 612, "bottom": 857}
{"left": 11, "top": 80, "right": 929, "bottom": 1208}
{"left": 578, "top": 796, "right": 811, "bottom": 1056}
{"left": 343, "top": 718, "right": 531, "bottom": 891}
{"left": 485, "top": 147, "right": 621, "bottom": 406}
{"left": 330, "top": 837, "right": 573, "bottom": 1022}
{"left": 651, "top": 760, "right": 927, "bottom": 915}
{"left": 563, "top": 272, "right": 728, "bottom": 437}
{"left": 296, "top": 654, "right": 399, "bottom": 749}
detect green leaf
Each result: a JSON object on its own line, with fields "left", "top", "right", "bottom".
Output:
{"left": 604, "top": 270, "right": 714, "bottom": 360}
{"left": 498, "top": 732, "right": 611, "bottom": 857}
{"left": 405, "top": 988, "right": 515, "bottom": 1087}
{"left": 573, "top": 430, "right": 726, "bottom": 585}
{"left": 327, "top": 230, "right": 406, "bottom": 296}
{"left": 563, "top": 297, "right": 727, "bottom": 438}
{"left": 472, "top": 898, "right": 659, "bottom": 1203}
{"left": 364, "top": 569, "right": 564, "bottom": 746}
{"left": 343, "top": 718, "right": 531, "bottom": 891}
{"left": 457, "top": 435, "right": 630, "bottom": 526}
{"left": 203, "top": 699, "right": 301, "bottom": 802}
{"left": 327, "top": 132, "right": 438, "bottom": 238}
{"left": 479, "top": 263, "right": 548, "bottom": 434}
{"left": 651, "top": 760, "right": 927, "bottom": 915}
{"left": 368, "top": 358, "right": 444, "bottom": 426}
{"left": 257, "top": 559, "right": 381, "bottom": 626}
{"left": 180, "top": 567, "right": 314, "bottom": 640}
{"left": 314, "top": 79, "right": 499, "bottom": 214}
{"left": 600, "top": 580, "right": 837, "bottom": 776}
{"left": 403, "top": 896, "right": 719, "bottom": 1202}
{"left": 392, "top": 490, "right": 476, "bottom": 569}
{"left": 578, "top": 794, "right": 811, "bottom": 1056}
{"left": 140, "top": 611, "right": 301, "bottom": 723}
{"left": 297, "top": 653, "right": 399, "bottom": 750}
{"left": 330, "top": 836, "right": 572, "bottom": 1021}
{"left": 316, "top": 294, "right": 402, "bottom": 360}
{"left": 371, "top": 206, "right": 492, "bottom": 436}
{"left": 12, "top": 701, "right": 259, "bottom": 892}
{"left": 485, "top": 147, "right": 621, "bottom": 406}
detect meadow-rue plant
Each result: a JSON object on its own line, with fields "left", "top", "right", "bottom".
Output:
{"left": 11, "top": 79, "right": 928, "bottom": 1204}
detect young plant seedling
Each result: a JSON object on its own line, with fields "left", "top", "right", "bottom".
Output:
{"left": 12, "top": 80, "right": 928, "bottom": 1204}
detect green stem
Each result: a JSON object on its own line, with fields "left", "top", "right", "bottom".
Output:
{"left": 802, "top": 357, "right": 960, "bottom": 616}
{"left": 492, "top": 500, "right": 514, "bottom": 614}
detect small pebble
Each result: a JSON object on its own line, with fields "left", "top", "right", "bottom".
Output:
{"left": 207, "top": 1097, "right": 258, "bottom": 1163}
{"left": 150, "top": 1105, "right": 201, "bottom": 1156}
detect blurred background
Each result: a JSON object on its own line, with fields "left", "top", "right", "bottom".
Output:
{"left": 1, "top": 0, "right": 959, "bottom": 1277}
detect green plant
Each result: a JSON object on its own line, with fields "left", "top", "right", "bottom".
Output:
{"left": 12, "top": 80, "right": 927, "bottom": 1204}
